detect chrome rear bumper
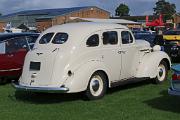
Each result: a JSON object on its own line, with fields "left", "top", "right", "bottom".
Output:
{"left": 168, "top": 87, "right": 180, "bottom": 96}
{"left": 12, "top": 81, "right": 69, "bottom": 93}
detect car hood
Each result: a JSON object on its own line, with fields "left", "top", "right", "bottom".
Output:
{"left": 135, "top": 40, "right": 151, "bottom": 50}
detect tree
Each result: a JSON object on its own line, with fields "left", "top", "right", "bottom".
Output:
{"left": 115, "top": 3, "right": 130, "bottom": 17}
{"left": 153, "top": 0, "right": 176, "bottom": 21}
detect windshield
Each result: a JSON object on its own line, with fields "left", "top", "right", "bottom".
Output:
{"left": 39, "top": 33, "right": 54, "bottom": 44}
{"left": 5, "top": 37, "right": 29, "bottom": 53}
{"left": 164, "top": 30, "right": 180, "bottom": 35}
{"left": 52, "top": 33, "right": 68, "bottom": 44}
{"left": 0, "top": 37, "right": 29, "bottom": 54}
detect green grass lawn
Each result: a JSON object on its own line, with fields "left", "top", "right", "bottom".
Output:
{"left": 1, "top": 72, "right": 180, "bottom": 120}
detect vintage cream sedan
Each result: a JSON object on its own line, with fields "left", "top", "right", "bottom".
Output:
{"left": 13, "top": 22, "right": 171, "bottom": 100}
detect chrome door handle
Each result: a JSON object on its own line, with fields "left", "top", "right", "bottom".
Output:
{"left": 118, "top": 50, "right": 126, "bottom": 54}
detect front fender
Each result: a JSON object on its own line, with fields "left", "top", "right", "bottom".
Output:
{"left": 64, "top": 60, "right": 111, "bottom": 93}
{"left": 135, "top": 51, "right": 171, "bottom": 78}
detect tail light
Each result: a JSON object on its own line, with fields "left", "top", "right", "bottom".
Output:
{"left": 172, "top": 73, "right": 180, "bottom": 81}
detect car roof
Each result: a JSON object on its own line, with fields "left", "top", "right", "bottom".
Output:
{"left": 0, "top": 33, "right": 39, "bottom": 41}
{"left": 44, "top": 22, "right": 128, "bottom": 35}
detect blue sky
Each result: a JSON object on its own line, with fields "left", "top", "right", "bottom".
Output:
{"left": 0, "top": 0, "right": 180, "bottom": 16}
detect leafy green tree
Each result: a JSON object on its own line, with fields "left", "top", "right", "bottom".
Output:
{"left": 115, "top": 3, "right": 130, "bottom": 17}
{"left": 153, "top": 0, "right": 176, "bottom": 21}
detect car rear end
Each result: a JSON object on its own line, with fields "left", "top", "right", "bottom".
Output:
{"left": 12, "top": 31, "right": 71, "bottom": 93}
{"left": 168, "top": 64, "right": 180, "bottom": 96}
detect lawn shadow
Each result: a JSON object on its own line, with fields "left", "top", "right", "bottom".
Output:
{"left": 144, "top": 90, "right": 180, "bottom": 113}
{"left": 107, "top": 80, "right": 152, "bottom": 94}
{"left": 10, "top": 91, "right": 83, "bottom": 104}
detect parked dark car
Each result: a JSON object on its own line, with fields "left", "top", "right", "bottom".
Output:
{"left": 133, "top": 30, "right": 156, "bottom": 47}
{"left": 0, "top": 33, "right": 39, "bottom": 84}
{"left": 162, "top": 30, "right": 180, "bottom": 60}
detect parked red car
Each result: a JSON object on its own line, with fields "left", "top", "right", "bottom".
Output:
{"left": 0, "top": 33, "right": 39, "bottom": 84}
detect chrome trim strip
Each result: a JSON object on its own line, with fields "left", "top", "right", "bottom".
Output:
{"left": 12, "top": 81, "right": 69, "bottom": 93}
{"left": 0, "top": 68, "right": 21, "bottom": 72}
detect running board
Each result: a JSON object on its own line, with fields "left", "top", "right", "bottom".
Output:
{"left": 110, "top": 77, "right": 150, "bottom": 88}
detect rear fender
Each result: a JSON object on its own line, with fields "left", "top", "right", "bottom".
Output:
{"left": 64, "top": 61, "right": 111, "bottom": 93}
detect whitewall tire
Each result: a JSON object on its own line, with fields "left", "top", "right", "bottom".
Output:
{"left": 153, "top": 61, "right": 168, "bottom": 84}
{"left": 85, "top": 72, "right": 107, "bottom": 100}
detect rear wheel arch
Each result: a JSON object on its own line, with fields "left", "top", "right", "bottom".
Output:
{"left": 84, "top": 70, "right": 109, "bottom": 100}
{"left": 161, "top": 58, "right": 171, "bottom": 70}
{"left": 94, "top": 70, "right": 109, "bottom": 87}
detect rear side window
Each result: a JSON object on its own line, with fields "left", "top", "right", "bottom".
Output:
{"left": 121, "top": 31, "right": 133, "bottom": 44}
{"left": 52, "top": 33, "right": 68, "bottom": 44}
{"left": 39, "top": 33, "right": 54, "bottom": 44}
{"left": 103, "top": 31, "right": 118, "bottom": 45}
{"left": 86, "top": 34, "right": 99, "bottom": 47}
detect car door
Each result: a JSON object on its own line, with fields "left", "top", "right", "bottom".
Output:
{"left": 119, "top": 30, "right": 139, "bottom": 80}
{"left": 100, "top": 30, "right": 122, "bottom": 82}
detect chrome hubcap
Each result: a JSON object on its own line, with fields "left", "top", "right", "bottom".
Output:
{"left": 92, "top": 80, "right": 100, "bottom": 92}
{"left": 159, "top": 68, "right": 164, "bottom": 77}
{"left": 90, "top": 75, "right": 103, "bottom": 96}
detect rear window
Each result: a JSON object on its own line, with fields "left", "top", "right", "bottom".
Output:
{"left": 39, "top": 33, "right": 54, "bottom": 44}
{"left": 52, "top": 33, "right": 68, "bottom": 44}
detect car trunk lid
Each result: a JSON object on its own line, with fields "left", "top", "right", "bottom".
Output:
{"left": 21, "top": 48, "right": 59, "bottom": 87}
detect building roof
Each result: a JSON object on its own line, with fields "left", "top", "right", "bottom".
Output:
{"left": 0, "top": 6, "right": 109, "bottom": 19}
{"left": 70, "top": 17, "right": 141, "bottom": 25}
{"left": 111, "top": 15, "right": 159, "bottom": 22}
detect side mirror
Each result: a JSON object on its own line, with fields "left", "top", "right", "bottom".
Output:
{"left": 153, "top": 45, "right": 161, "bottom": 51}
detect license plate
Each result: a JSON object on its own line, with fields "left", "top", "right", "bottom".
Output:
{"left": 30, "top": 62, "right": 41, "bottom": 71}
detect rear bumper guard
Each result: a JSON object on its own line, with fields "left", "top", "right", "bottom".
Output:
{"left": 12, "top": 81, "right": 69, "bottom": 93}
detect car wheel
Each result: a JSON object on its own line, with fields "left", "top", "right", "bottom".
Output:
{"left": 85, "top": 72, "right": 107, "bottom": 100}
{"left": 153, "top": 61, "right": 168, "bottom": 84}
